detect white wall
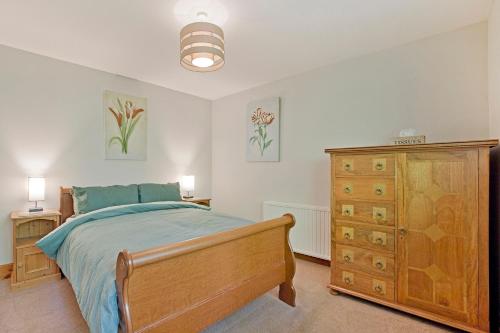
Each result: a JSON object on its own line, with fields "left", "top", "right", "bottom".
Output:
{"left": 0, "top": 22, "right": 490, "bottom": 265}
{"left": 0, "top": 45, "right": 212, "bottom": 265}
{"left": 212, "top": 23, "right": 489, "bottom": 221}
{"left": 490, "top": 1, "right": 500, "bottom": 138}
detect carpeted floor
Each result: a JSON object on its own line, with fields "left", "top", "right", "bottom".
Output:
{"left": 0, "top": 259, "right": 457, "bottom": 333}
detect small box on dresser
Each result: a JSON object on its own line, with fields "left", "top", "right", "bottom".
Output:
{"left": 325, "top": 140, "right": 498, "bottom": 333}
{"left": 10, "top": 210, "right": 61, "bottom": 289}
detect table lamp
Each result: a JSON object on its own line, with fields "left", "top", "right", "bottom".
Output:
{"left": 181, "top": 175, "right": 195, "bottom": 198}
{"left": 28, "top": 177, "right": 45, "bottom": 212}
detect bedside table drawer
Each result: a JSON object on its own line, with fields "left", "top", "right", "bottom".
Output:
{"left": 16, "top": 246, "right": 57, "bottom": 283}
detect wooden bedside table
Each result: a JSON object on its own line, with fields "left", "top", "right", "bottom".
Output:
{"left": 10, "top": 210, "right": 61, "bottom": 289}
{"left": 182, "top": 198, "right": 211, "bottom": 207}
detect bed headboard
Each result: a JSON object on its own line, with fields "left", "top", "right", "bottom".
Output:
{"left": 60, "top": 187, "right": 74, "bottom": 224}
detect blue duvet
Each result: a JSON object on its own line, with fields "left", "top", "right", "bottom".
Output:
{"left": 36, "top": 202, "right": 253, "bottom": 333}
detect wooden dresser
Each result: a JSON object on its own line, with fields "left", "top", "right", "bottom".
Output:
{"left": 325, "top": 140, "right": 498, "bottom": 333}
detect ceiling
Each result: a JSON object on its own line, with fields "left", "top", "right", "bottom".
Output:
{"left": 0, "top": 0, "right": 492, "bottom": 100}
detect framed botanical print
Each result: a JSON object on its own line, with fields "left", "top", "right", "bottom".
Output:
{"left": 247, "top": 97, "right": 280, "bottom": 162}
{"left": 104, "top": 90, "right": 147, "bottom": 160}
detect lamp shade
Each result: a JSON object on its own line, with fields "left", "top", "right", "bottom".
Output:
{"left": 180, "top": 21, "right": 225, "bottom": 72}
{"left": 28, "top": 177, "right": 45, "bottom": 202}
{"left": 181, "top": 175, "right": 195, "bottom": 192}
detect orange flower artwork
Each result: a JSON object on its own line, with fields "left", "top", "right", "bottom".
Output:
{"left": 247, "top": 97, "right": 280, "bottom": 161}
{"left": 107, "top": 99, "right": 144, "bottom": 154}
{"left": 249, "top": 107, "right": 275, "bottom": 156}
{"left": 104, "top": 91, "right": 147, "bottom": 160}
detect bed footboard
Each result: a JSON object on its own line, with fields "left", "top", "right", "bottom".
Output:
{"left": 116, "top": 214, "right": 296, "bottom": 333}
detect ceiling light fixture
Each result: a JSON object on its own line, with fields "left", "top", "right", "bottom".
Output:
{"left": 180, "top": 12, "right": 225, "bottom": 72}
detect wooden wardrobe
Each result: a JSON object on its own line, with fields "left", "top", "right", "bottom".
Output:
{"left": 325, "top": 140, "right": 498, "bottom": 333}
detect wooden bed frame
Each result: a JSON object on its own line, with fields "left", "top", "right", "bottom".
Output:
{"left": 59, "top": 188, "right": 296, "bottom": 333}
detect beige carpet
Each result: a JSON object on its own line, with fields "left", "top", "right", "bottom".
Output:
{"left": 0, "top": 259, "right": 457, "bottom": 333}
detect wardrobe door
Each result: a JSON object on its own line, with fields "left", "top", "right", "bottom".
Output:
{"left": 397, "top": 150, "right": 479, "bottom": 326}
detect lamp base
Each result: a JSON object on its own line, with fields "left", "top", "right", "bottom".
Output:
{"left": 29, "top": 207, "right": 43, "bottom": 213}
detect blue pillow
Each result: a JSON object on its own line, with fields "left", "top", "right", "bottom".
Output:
{"left": 138, "top": 183, "right": 182, "bottom": 203}
{"left": 72, "top": 184, "right": 139, "bottom": 215}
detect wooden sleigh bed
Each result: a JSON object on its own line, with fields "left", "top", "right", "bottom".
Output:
{"left": 59, "top": 188, "right": 296, "bottom": 333}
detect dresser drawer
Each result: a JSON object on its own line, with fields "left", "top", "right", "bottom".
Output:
{"left": 335, "top": 178, "right": 395, "bottom": 201}
{"left": 335, "top": 200, "right": 395, "bottom": 226}
{"left": 335, "top": 244, "right": 394, "bottom": 278}
{"left": 335, "top": 154, "right": 395, "bottom": 177}
{"left": 334, "top": 268, "right": 395, "bottom": 302}
{"left": 335, "top": 221, "right": 395, "bottom": 252}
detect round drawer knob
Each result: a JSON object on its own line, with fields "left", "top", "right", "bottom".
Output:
{"left": 343, "top": 255, "right": 351, "bottom": 263}
{"left": 344, "top": 233, "right": 352, "bottom": 240}
{"left": 375, "top": 188, "right": 383, "bottom": 196}
{"left": 344, "top": 186, "right": 352, "bottom": 194}
{"left": 344, "top": 164, "right": 351, "bottom": 171}
{"left": 375, "top": 163, "right": 384, "bottom": 171}
{"left": 344, "top": 210, "right": 351, "bottom": 216}
{"left": 375, "top": 237, "right": 384, "bottom": 245}
{"left": 374, "top": 285, "right": 383, "bottom": 293}
{"left": 375, "top": 262, "right": 384, "bottom": 270}
{"left": 344, "top": 277, "right": 352, "bottom": 285}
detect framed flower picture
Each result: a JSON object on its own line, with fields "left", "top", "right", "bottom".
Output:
{"left": 247, "top": 97, "right": 280, "bottom": 162}
{"left": 104, "top": 90, "right": 147, "bottom": 160}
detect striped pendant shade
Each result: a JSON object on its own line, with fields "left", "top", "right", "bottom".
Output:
{"left": 180, "top": 21, "right": 225, "bottom": 72}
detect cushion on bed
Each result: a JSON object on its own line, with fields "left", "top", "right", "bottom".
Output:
{"left": 72, "top": 184, "right": 139, "bottom": 215}
{"left": 138, "top": 183, "right": 182, "bottom": 203}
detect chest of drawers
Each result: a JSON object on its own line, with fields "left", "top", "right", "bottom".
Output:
{"left": 326, "top": 140, "right": 498, "bottom": 333}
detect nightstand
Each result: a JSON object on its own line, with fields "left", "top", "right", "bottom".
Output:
{"left": 182, "top": 198, "right": 211, "bottom": 207}
{"left": 10, "top": 210, "right": 61, "bottom": 289}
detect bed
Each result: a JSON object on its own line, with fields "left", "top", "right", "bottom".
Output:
{"left": 36, "top": 187, "right": 296, "bottom": 333}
